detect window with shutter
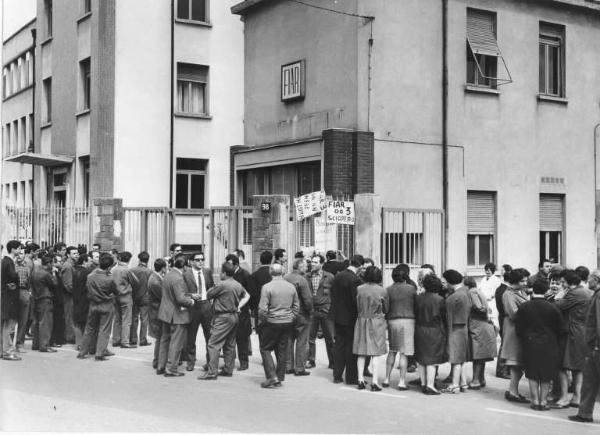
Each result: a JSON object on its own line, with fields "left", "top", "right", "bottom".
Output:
{"left": 176, "top": 63, "right": 208, "bottom": 115}
{"left": 467, "top": 191, "right": 496, "bottom": 267}
{"left": 539, "top": 194, "right": 564, "bottom": 263}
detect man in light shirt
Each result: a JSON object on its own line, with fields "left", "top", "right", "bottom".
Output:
{"left": 479, "top": 262, "right": 501, "bottom": 329}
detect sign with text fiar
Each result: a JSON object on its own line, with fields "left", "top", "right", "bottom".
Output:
{"left": 326, "top": 200, "right": 355, "bottom": 225}
{"left": 294, "top": 190, "right": 327, "bottom": 220}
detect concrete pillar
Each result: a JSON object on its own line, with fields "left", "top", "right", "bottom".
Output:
{"left": 92, "top": 197, "right": 123, "bottom": 251}
{"left": 251, "top": 194, "right": 290, "bottom": 271}
{"left": 354, "top": 193, "right": 381, "bottom": 266}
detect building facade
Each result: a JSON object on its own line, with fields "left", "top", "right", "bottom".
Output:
{"left": 231, "top": 0, "right": 600, "bottom": 274}
{"left": 3, "top": 0, "right": 243, "bottom": 209}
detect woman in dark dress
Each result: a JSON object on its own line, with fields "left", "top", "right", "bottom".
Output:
{"left": 415, "top": 274, "right": 447, "bottom": 395}
{"left": 515, "top": 278, "right": 565, "bottom": 411}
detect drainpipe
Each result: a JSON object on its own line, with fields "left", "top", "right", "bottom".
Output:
{"left": 169, "top": 0, "right": 175, "bottom": 208}
{"left": 31, "top": 28, "right": 37, "bottom": 240}
{"left": 442, "top": 0, "right": 449, "bottom": 270}
{"left": 595, "top": 123, "right": 600, "bottom": 267}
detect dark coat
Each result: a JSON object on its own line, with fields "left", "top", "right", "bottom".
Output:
{"left": 515, "top": 297, "right": 566, "bottom": 381}
{"left": 232, "top": 267, "right": 255, "bottom": 315}
{"left": 130, "top": 264, "right": 153, "bottom": 304}
{"left": 1, "top": 256, "right": 20, "bottom": 320}
{"left": 158, "top": 269, "right": 194, "bottom": 325}
{"left": 556, "top": 285, "right": 594, "bottom": 370}
{"left": 72, "top": 264, "right": 91, "bottom": 324}
{"left": 250, "top": 265, "right": 272, "bottom": 311}
{"left": 182, "top": 267, "right": 214, "bottom": 299}
{"left": 30, "top": 267, "right": 57, "bottom": 301}
{"left": 147, "top": 272, "right": 163, "bottom": 338}
{"left": 414, "top": 292, "right": 447, "bottom": 365}
{"left": 305, "top": 270, "right": 335, "bottom": 313}
{"left": 330, "top": 269, "right": 361, "bottom": 326}
{"left": 322, "top": 260, "right": 345, "bottom": 276}
{"left": 284, "top": 271, "right": 313, "bottom": 318}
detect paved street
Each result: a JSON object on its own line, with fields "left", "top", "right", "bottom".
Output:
{"left": 1, "top": 335, "right": 599, "bottom": 434}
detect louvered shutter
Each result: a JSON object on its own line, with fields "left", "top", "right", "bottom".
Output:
{"left": 539, "top": 195, "right": 564, "bottom": 231}
{"left": 177, "top": 63, "right": 207, "bottom": 82}
{"left": 467, "top": 9, "right": 500, "bottom": 56}
{"left": 468, "top": 192, "right": 495, "bottom": 234}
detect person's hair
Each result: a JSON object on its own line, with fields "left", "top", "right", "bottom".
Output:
{"left": 418, "top": 267, "right": 434, "bottom": 285}
{"left": 349, "top": 254, "right": 365, "bottom": 268}
{"left": 66, "top": 246, "right": 78, "bottom": 256}
{"left": 153, "top": 258, "right": 167, "bottom": 272}
{"left": 169, "top": 243, "right": 181, "bottom": 252}
{"left": 442, "top": 269, "right": 463, "bottom": 286}
{"left": 312, "top": 254, "right": 325, "bottom": 264}
{"left": 270, "top": 263, "right": 284, "bottom": 277}
{"left": 92, "top": 243, "right": 101, "bottom": 250}
{"left": 222, "top": 261, "right": 236, "bottom": 277}
{"left": 274, "top": 248, "right": 286, "bottom": 260}
{"left": 77, "top": 244, "right": 87, "bottom": 255}
{"left": 292, "top": 258, "right": 305, "bottom": 271}
{"left": 77, "top": 254, "right": 89, "bottom": 265}
{"left": 259, "top": 250, "right": 273, "bottom": 265}
{"left": 225, "top": 253, "right": 239, "bottom": 266}
{"left": 363, "top": 266, "right": 382, "bottom": 284}
{"left": 118, "top": 251, "right": 132, "bottom": 263}
{"left": 99, "top": 253, "right": 114, "bottom": 270}
{"left": 391, "top": 265, "right": 408, "bottom": 283}
{"left": 363, "top": 258, "right": 374, "bottom": 266}
{"left": 41, "top": 255, "right": 53, "bottom": 266}
{"left": 421, "top": 264, "right": 436, "bottom": 274}
{"left": 515, "top": 267, "right": 530, "bottom": 278}
{"left": 575, "top": 266, "right": 590, "bottom": 282}
{"left": 502, "top": 264, "right": 512, "bottom": 273}
{"left": 234, "top": 248, "right": 245, "bottom": 260}
{"left": 463, "top": 276, "right": 477, "bottom": 289}
{"left": 484, "top": 262, "right": 496, "bottom": 274}
{"left": 6, "top": 240, "right": 22, "bottom": 253}
{"left": 503, "top": 270, "right": 511, "bottom": 283}
{"left": 539, "top": 259, "right": 551, "bottom": 269}
{"left": 563, "top": 270, "right": 581, "bottom": 287}
{"left": 397, "top": 263, "right": 410, "bottom": 274}
{"left": 326, "top": 250, "right": 336, "bottom": 261}
{"left": 507, "top": 269, "right": 524, "bottom": 285}
{"left": 532, "top": 278, "right": 550, "bottom": 295}
{"left": 172, "top": 256, "right": 187, "bottom": 269}
{"left": 24, "top": 242, "right": 40, "bottom": 254}
{"left": 422, "top": 274, "right": 443, "bottom": 293}
{"left": 138, "top": 251, "right": 150, "bottom": 263}
{"left": 53, "top": 242, "right": 66, "bottom": 252}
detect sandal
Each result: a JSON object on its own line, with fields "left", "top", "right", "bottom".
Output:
{"left": 441, "top": 386, "right": 460, "bottom": 394}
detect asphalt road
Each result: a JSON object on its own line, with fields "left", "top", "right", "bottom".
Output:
{"left": 1, "top": 335, "right": 598, "bottom": 434}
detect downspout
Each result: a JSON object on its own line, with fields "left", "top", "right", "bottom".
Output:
{"left": 31, "top": 28, "right": 37, "bottom": 231}
{"left": 595, "top": 123, "right": 600, "bottom": 267}
{"left": 442, "top": 0, "right": 449, "bottom": 270}
{"left": 169, "top": 0, "right": 175, "bottom": 208}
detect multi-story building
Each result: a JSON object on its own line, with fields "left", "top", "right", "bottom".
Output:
{"left": 231, "top": 0, "right": 600, "bottom": 274}
{"left": 2, "top": 18, "right": 36, "bottom": 207}
{"left": 4, "top": 0, "right": 243, "bottom": 210}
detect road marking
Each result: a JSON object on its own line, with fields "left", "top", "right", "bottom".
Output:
{"left": 341, "top": 386, "right": 407, "bottom": 399}
{"left": 486, "top": 407, "right": 583, "bottom": 424}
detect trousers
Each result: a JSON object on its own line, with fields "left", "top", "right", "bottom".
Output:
{"left": 32, "top": 298, "right": 53, "bottom": 350}
{"left": 1, "top": 318, "right": 17, "bottom": 355}
{"left": 578, "top": 349, "right": 600, "bottom": 419}
{"left": 158, "top": 322, "right": 188, "bottom": 374}
{"left": 309, "top": 311, "right": 335, "bottom": 365}
{"left": 236, "top": 310, "right": 252, "bottom": 363}
{"left": 17, "top": 289, "right": 32, "bottom": 345}
{"left": 206, "top": 313, "right": 239, "bottom": 376}
{"left": 286, "top": 314, "right": 311, "bottom": 372}
{"left": 181, "top": 301, "right": 212, "bottom": 367}
{"left": 259, "top": 322, "right": 293, "bottom": 382}
{"left": 130, "top": 302, "right": 150, "bottom": 344}
{"left": 63, "top": 293, "right": 76, "bottom": 343}
{"left": 333, "top": 323, "right": 358, "bottom": 383}
{"left": 80, "top": 301, "right": 114, "bottom": 357}
{"left": 112, "top": 294, "right": 133, "bottom": 345}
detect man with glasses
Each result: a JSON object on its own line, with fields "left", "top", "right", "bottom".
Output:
{"left": 1, "top": 240, "right": 23, "bottom": 360}
{"left": 182, "top": 252, "right": 214, "bottom": 371}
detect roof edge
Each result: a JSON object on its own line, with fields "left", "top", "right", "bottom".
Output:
{"left": 231, "top": 0, "right": 278, "bottom": 15}
{"left": 3, "top": 17, "right": 36, "bottom": 45}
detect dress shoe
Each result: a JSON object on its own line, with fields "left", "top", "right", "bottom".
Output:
{"left": 333, "top": 378, "right": 343, "bottom": 384}
{"left": 112, "top": 342, "right": 121, "bottom": 347}
{"left": 370, "top": 383, "right": 382, "bottom": 392}
{"left": 568, "top": 415, "right": 593, "bottom": 423}
{"left": 198, "top": 373, "right": 218, "bottom": 380}
{"left": 139, "top": 341, "right": 151, "bottom": 347}
{"left": 423, "top": 386, "right": 441, "bottom": 395}
{"left": 39, "top": 348, "right": 57, "bottom": 353}
{"left": 156, "top": 369, "right": 166, "bottom": 375}
{"left": 94, "top": 356, "right": 109, "bottom": 361}
{"left": 76, "top": 353, "right": 87, "bottom": 359}
{"left": 306, "top": 360, "right": 316, "bottom": 368}
{"left": 357, "top": 381, "right": 367, "bottom": 390}
{"left": 2, "top": 353, "right": 21, "bottom": 361}
{"left": 120, "top": 344, "right": 137, "bottom": 349}
{"left": 382, "top": 382, "right": 390, "bottom": 388}
{"left": 186, "top": 363, "right": 195, "bottom": 372}
{"left": 238, "top": 362, "right": 249, "bottom": 371}
{"left": 294, "top": 370, "right": 310, "bottom": 376}
{"left": 217, "top": 370, "right": 233, "bottom": 377}
{"left": 285, "top": 369, "right": 295, "bottom": 374}
{"left": 103, "top": 350, "right": 115, "bottom": 357}
{"left": 164, "top": 371, "right": 185, "bottom": 377}
{"left": 261, "top": 378, "right": 281, "bottom": 388}
{"left": 408, "top": 379, "right": 422, "bottom": 386}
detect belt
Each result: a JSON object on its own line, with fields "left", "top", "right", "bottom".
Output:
{"left": 214, "top": 311, "right": 237, "bottom": 315}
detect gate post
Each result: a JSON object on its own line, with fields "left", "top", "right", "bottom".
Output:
{"left": 91, "top": 198, "right": 123, "bottom": 251}
{"left": 354, "top": 193, "right": 381, "bottom": 266}
{"left": 251, "top": 195, "right": 290, "bottom": 271}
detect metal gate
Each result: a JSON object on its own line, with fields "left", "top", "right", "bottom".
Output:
{"left": 381, "top": 208, "right": 444, "bottom": 287}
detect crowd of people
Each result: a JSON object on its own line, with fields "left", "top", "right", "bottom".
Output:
{"left": 1, "top": 241, "right": 599, "bottom": 423}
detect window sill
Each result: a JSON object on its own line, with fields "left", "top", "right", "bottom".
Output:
{"left": 465, "top": 85, "right": 500, "bottom": 95}
{"left": 41, "top": 121, "right": 52, "bottom": 129}
{"left": 174, "top": 112, "right": 212, "bottom": 120}
{"left": 40, "top": 36, "right": 53, "bottom": 46}
{"left": 2, "top": 84, "right": 34, "bottom": 103}
{"left": 537, "top": 94, "right": 568, "bottom": 105}
{"left": 76, "top": 109, "right": 91, "bottom": 118}
{"left": 175, "top": 18, "right": 212, "bottom": 28}
{"left": 77, "top": 12, "right": 92, "bottom": 23}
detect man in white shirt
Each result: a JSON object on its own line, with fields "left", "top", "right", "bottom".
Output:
{"left": 182, "top": 252, "right": 214, "bottom": 371}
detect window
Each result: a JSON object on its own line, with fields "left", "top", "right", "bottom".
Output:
{"left": 24, "top": 53, "right": 31, "bottom": 87}
{"left": 82, "top": 0, "right": 91, "bottom": 14}
{"left": 539, "top": 194, "right": 564, "bottom": 264}
{"left": 43, "top": 78, "right": 52, "bottom": 123}
{"left": 466, "top": 8, "right": 511, "bottom": 89}
{"left": 81, "top": 157, "right": 90, "bottom": 205}
{"left": 281, "top": 60, "right": 305, "bottom": 101}
{"left": 2, "top": 68, "right": 8, "bottom": 97}
{"left": 28, "top": 114, "right": 33, "bottom": 151}
{"left": 20, "top": 116, "right": 26, "bottom": 153}
{"left": 80, "top": 58, "right": 91, "bottom": 110}
{"left": 539, "top": 22, "right": 565, "bottom": 97}
{"left": 467, "top": 191, "right": 496, "bottom": 267}
{"left": 177, "top": 0, "right": 207, "bottom": 22}
{"left": 45, "top": 0, "right": 53, "bottom": 38}
{"left": 175, "top": 158, "right": 207, "bottom": 209}
{"left": 5, "top": 123, "right": 11, "bottom": 156}
{"left": 177, "top": 63, "right": 208, "bottom": 115}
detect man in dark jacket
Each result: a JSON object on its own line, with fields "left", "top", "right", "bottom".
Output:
{"left": 148, "top": 258, "right": 167, "bottom": 370}
{"left": 322, "top": 250, "right": 345, "bottom": 276}
{"left": 250, "top": 250, "right": 273, "bottom": 327}
{"left": 130, "top": 251, "right": 153, "bottom": 346}
{"left": 30, "top": 255, "right": 58, "bottom": 353}
{"left": 284, "top": 258, "right": 313, "bottom": 376}
{"left": 2, "top": 240, "right": 23, "bottom": 360}
{"left": 330, "top": 254, "right": 364, "bottom": 384}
